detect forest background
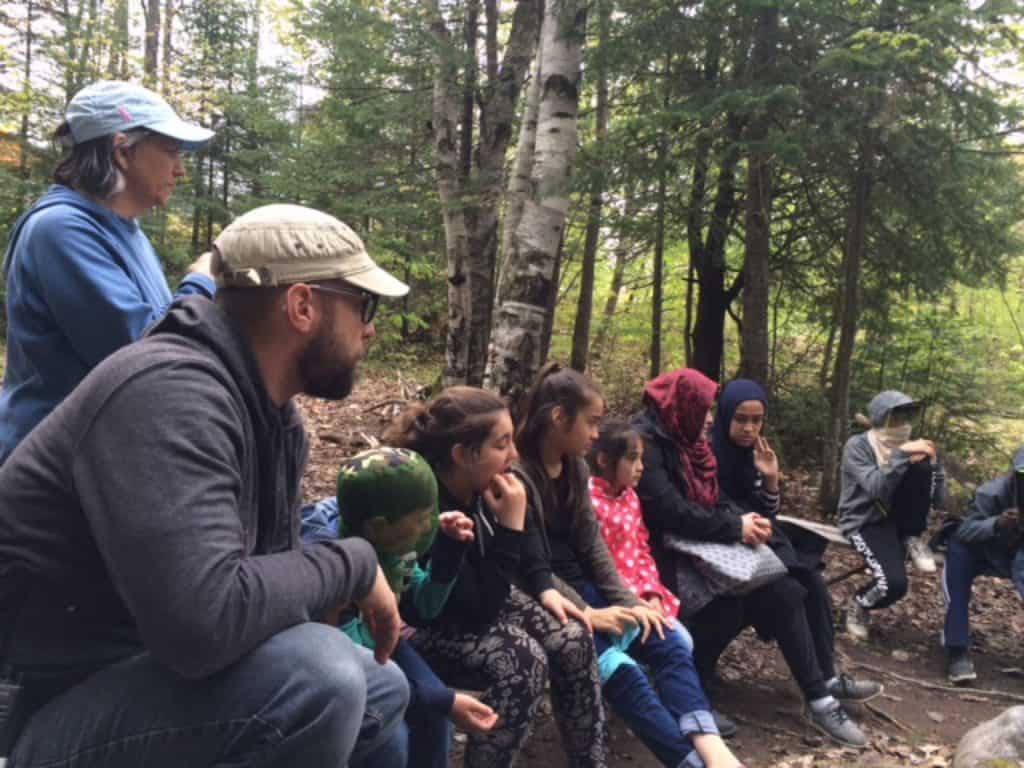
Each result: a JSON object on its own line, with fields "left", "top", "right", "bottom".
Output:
{"left": 2, "top": 0, "right": 1023, "bottom": 512}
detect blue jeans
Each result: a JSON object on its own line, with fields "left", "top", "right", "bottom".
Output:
{"left": 10, "top": 623, "right": 410, "bottom": 768}
{"left": 583, "top": 584, "right": 717, "bottom": 768}
{"left": 942, "top": 537, "right": 1002, "bottom": 652}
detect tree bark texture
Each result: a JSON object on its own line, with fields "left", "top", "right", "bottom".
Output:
{"left": 144, "top": 0, "right": 161, "bottom": 86}
{"left": 739, "top": 5, "right": 779, "bottom": 386}
{"left": 486, "top": 0, "right": 587, "bottom": 403}
{"left": 570, "top": 0, "right": 610, "bottom": 374}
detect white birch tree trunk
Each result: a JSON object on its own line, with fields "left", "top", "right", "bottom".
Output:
{"left": 485, "top": 0, "right": 587, "bottom": 402}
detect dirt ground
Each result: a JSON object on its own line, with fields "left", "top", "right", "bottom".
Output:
{"left": 298, "top": 372, "right": 1024, "bottom": 768}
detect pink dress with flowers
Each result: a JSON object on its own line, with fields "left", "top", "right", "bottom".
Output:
{"left": 588, "top": 475, "right": 681, "bottom": 619}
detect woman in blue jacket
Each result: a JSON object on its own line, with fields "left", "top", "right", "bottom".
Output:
{"left": 0, "top": 80, "right": 214, "bottom": 462}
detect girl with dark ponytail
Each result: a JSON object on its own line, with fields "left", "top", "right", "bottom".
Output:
{"left": 384, "top": 386, "right": 608, "bottom": 768}
{"left": 512, "top": 364, "right": 747, "bottom": 768}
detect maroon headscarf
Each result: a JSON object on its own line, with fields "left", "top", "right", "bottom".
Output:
{"left": 642, "top": 368, "right": 720, "bottom": 508}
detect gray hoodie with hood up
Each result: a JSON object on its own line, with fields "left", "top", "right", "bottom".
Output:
{"left": 837, "top": 390, "right": 946, "bottom": 536}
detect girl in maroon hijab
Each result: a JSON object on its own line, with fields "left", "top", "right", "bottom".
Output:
{"left": 631, "top": 368, "right": 870, "bottom": 749}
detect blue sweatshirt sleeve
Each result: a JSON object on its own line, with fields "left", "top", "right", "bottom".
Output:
{"left": 30, "top": 212, "right": 178, "bottom": 368}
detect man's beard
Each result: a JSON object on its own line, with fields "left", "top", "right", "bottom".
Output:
{"left": 298, "top": 309, "right": 357, "bottom": 400}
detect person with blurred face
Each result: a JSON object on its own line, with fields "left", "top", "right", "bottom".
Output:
{"left": 0, "top": 204, "right": 412, "bottom": 767}
{"left": 838, "top": 390, "right": 947, "bottom": 641}
{"left": 0, "top": 80, "right": 217, "bottom": 463}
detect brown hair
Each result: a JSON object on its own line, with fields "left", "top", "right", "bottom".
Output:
{"left": 384, "top": 386, "right": 509, "bottom": 469}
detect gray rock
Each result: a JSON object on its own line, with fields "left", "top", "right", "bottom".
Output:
{"left": 954, "top": 706, "right": 1024, "bottom": 768}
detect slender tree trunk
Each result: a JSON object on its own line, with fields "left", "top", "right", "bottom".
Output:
{"left": 819, "top": 292, "right": 839, "bottom": 391}
{"left": 486, "top": 0, "right": 587, "bottom": 401}
{"left": 162, "top": 0, "right": 175, "bottom": 92}
{"left": 739, "top": 5, "right": 778, "bottom": 385}
{"left": 143, "top": 0, "right": 160, "bottom": 87}
{"left": 820, "top": 155, "right": 872, "bottom": 511}
{"left": 591, "top": 189, "right": 633, "bottom": 361}
{"left": 569, "top": 0, "right": 609, "bottom": 373}
{"left": 430, "top": 2, "right": 473, "bottom": 386}
{"left": 108, "top": 0, "right": 130, "bottom": 78}
{"left": 460, "top": 0, "right": 478, "bottom": 182}
{"left": 19, "top": 0, "right": 34, "bottom": 185}
{"left": 650, "top": 138, "right": 668, "bottom": 378}
{"left": 684, "top": 257, "right": 695, "bottom": 365}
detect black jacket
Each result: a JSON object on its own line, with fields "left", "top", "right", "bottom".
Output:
{"left": 631, "top": 408, "right": 745, "bottom": 586}
{"left": 0, "top": 297, "right": 378, "bottom": 684}
{"left": 422, "top": 480, "right": 524, "bottom": 630}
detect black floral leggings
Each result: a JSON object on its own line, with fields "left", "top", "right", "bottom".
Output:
{"left": 410, "top": 585, "right": 607, "bottom": 768}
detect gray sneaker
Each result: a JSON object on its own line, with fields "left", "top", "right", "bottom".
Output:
{"left": 828, "top": 673, "right": 883, "bottom": 701}
{"left": 947, "top": 651, "right": 977, "bottom": 685}
{"left": 808, "top": 701, "right": 868, "bottom": 748}
{"left": 846, "top": 598, "right": 870, "bottom": 641}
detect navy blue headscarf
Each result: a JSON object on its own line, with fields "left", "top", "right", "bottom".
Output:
{"left": 710, "top": 379, "right": 768, "bottom": 502}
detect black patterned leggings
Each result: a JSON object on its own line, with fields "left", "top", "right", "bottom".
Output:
{"left": 409, "top": 585, "right": 607, "bottom": 768}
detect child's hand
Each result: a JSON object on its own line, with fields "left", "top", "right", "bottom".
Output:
{"left": 629, "top": 604, "right": 669, "bottom": 643}
{"left": 483, "top": 473, "right": 527, "bottom": 530}
{"left": 439, "top": 511, "right": 475, "bottom": 542}
{"left": 450, "top": 692, "right": 499, "bottom": 734}
{"left": 643, "top": 594, "right": 664, "bottom": 614}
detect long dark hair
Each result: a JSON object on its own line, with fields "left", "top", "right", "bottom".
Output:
{"left": 515, "top": 362, "right": 603, "bottom": 526}
{"left": 383, "top": 386, "right": 508, "bottom": 470}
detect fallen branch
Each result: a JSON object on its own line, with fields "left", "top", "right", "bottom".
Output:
{"left": 731, "top": 712, "right": 807, "bottom": 742}
{"left": 363, "top": 398, "right": 408, "bottom": 414}
{"left": 849, "top": 661, "right": 1024, "bottom": 704}
{"left": 864, "top": 700, "right": 913, "bottom": 733}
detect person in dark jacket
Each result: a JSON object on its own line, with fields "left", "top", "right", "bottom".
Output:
{"left": 0, "top": 204, "right": 410, "bottom": 767}
{"left": 632, "top": 368, "right": 869, "bottom": 748}
{"left": 709, "top": 380, "right": 880, "bottom": 701}
{"left": 0, "top": 80, "right": 217, "bottom": 463}
{"left": 941, "top": 446, "right": 1024, "bottom": 684}
{"left": 384, "top": 387, "right": 607, "bottom": 768}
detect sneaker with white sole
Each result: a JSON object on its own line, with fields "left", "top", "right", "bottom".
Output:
{"left": 846, "top": 598, "right": 870, "bottom": 641}
{"left": 827, "top": 672, "right": 884, "bottom": 701}
{"left": 947, "top": 650, "right": 978, "bottom": 685}
{"left": 905, "top": 535, "right": 937, "bottom": 573}
{"left": 807, "top": 701, "right": 868, "bottom": 748}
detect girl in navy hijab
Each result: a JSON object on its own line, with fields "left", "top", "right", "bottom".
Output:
{"left": 709, "top": 379, "right": 882, "bottom": 706}
{"left": 710, "top": 379, "right": 780, "bottom": 515}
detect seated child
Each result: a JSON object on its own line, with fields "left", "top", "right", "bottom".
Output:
{"left": 838, "top": 390, "right": 946, "bottom": 640}
{"left": 301, "top": 446, "right": 498, "bottom": 768}
{"left": 942, "top": 446, "right": 1024, "bottom": 684}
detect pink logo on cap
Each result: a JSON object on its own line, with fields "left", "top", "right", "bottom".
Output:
{"left": 117, "top": 106, "right": 132, "bottom": 122}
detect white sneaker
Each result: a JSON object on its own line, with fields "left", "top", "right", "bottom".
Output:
{"left": 906, "top": 536, "right": 937, "bottom": 573}
{"left": 846, "top": 599, "right": 870, "bottom": 641}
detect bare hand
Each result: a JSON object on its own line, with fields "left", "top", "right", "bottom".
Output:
{"left": 187, "top": 251, "right": 214, "bottom": 278}
{"left": 450, "top": 692, "right": 499, "bottom": 734}
{"left": 630, "top": 604, "right": 669, "bottom": 643}
{"left": 539, "top": 588, "right": 593, "bottom": 632}
{"left": 900, "top": 439, "right": 936, "bottom": 461}
{"left": 585, "top": 605, "right": 638, "bottom": 636}
{"left": 998, "top": 508, "right": 1020, "bottom": 533}
{"left": 483, "top": 473, "right": 527, "bottom": 531}
{"left": 741, "top": 513, "right": 772, "bottom": 546}
{"left": 753, "top": 436, "right": 780, "bottom": 486}
{"left": 356, "top": 565, "right": 401, "bottom": 664}
{"left": 439, "top": 511, "right": 475, "bottom": 542}
{"left": 643, "top": 594, "right": 664, "bottom": 614}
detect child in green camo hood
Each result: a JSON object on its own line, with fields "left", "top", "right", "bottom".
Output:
{"left": 300, "top": 446, "right": 496, "bottom": 768}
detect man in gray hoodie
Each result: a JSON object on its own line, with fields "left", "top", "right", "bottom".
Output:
{"left": 0, "top": 205, "right": 411, "bottom": 767}
{"left": 837, "top": 390, "right": 946, "bottom": 640}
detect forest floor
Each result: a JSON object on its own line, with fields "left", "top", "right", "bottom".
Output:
{"left": 299, "top": 367, "right": 1024, "bottom": 768}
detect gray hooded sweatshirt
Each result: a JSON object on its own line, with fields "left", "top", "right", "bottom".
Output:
{"left": 837, "top": 390, "right": 946, "bottom": 536}
{"left": 954, "top": 446, "right": 1024, "bottom": 584}
{"left": 0, "top": 296, "right": 378, "bottom": 682}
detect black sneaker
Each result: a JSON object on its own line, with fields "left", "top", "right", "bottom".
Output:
{"left": 712, "top": 709, "right": 738, "bottom": 739}
{"left": 947, "top": 651, "right": 977, "bottom": 685}
{"left": 827, "top": 673, "right": 883, "bottom": 702}
{"left": 807, "top": 701, "right": 868, "bottom": 748}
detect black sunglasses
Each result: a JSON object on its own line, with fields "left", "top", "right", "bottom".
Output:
{"left": 309, "top": 284, "right": 380, "bottom": 324}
